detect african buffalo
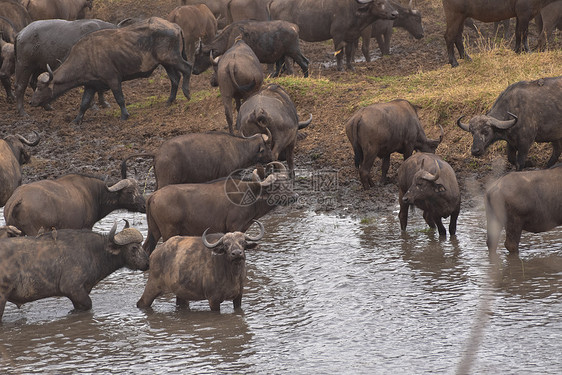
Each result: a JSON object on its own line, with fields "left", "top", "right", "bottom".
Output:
{"left": 0, "top": 37, "right": 15, "bottom": 102}
{"left": 0, "top": 131, "right": 40, "bottom": 206}
{"left": 4, "top": 174, "right": 146, "bottom": 236}
{"left": 180, "top": 0, "right": 230, "bottom": 29}
{"left": 29, "top": 17, "right": 193, "bottom": 124}
{"left": 360, "top": 0, "right": 423, "bottom": 59}
{"left": 0, "top": 15, "right": 17, "bottom": 43}
{"left": 345, "top": 99, "right": 443, "bottom": 189}
{"left": 137, "top": 221, "right": 264, "bottom": 311}
{"left": 536, "top": 0, "right": 562, "bottom": 50}
{"left": 20, "top": 0, "right": 92, "bottom": 21}
{"left": 0, "top": 221, "right": 148, "bottom": 320}
{"left": 485, "top": 163, "right": 562, "bottom": 253}
{"left": 0, "top": 225, "right": 22, "bottom": 238}
{"left": 397, "top": 152, "right": 461, "bottom": 237}
{"left": 142, "top": 163, "right": 294, "bottom": 254}
{"left": 442, "top": 0, "right": 558, "bottom": 67}
{"left": 121, "top": 131, "right": 272, "bottom": 189}
{"left": 268, "top": 0, "right": 398, "bottom": 71}
{"left": 13, "top": 19, "right": 118, "bottom": 116}
{"left": 167, "top": 4, "right": 218, "bottom": 63}
{"left": 237, "top": 83, "right": 312, "bottom": 173}
{"left": 213, "top": 39, "right": 263, "bottom": 133}
{"left": 193, "top": 19, "right": 309, "bottom": 78}
{"left": 457, "top": 76, "right": 562, "bottom": 170}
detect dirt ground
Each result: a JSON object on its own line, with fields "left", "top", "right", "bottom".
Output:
{"left": 1, "top": 0, "right": 559, "bottom": 217}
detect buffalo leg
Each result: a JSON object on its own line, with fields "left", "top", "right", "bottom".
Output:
{"left": 444, "top": 15, "right": 465, "bottom": 67}
{"left": 208, "top": 299, "right": 221, "bottom": 312}
{"left": 375, "top": 33, "right": 385, "bottom": 55}
{"left": 164, "top": 66, "right": 180, "bottom": 105}
{"left": 380, "top": 155, "right": 391, "bottom": 184}
{"left": 0, "top": 75, "right": 14, "bottom": 102}
{"left": 398, "top": 197, "right": 409, "bottom": 231}
{"left": 0, "top": 296, "right": 6, "bottom": 320}
{"left": 435, "top": 217, "right": 447, "bottom": 237}
{"left": 73, "top": 87, "right": 96, "bottom": 124}
{"left": 68, "top": 288, "right": 93, "bottom": 311}
{"left": 137, "top": 282, "right": 162, "bottom": 308}
{"left": 233, "top": 295, "right": 242, "bottom": 310}
{"left": 110, "top": 83, "right": 130, "bottom": 120}
{"left": 449, "top": 204, "right": 460, "bottom": 236}
{"left": 504, "top": 217, "right": 523, "bottom": 253}
{"left": 142, "top": 232, "right": 160, "bottom": 255}
{"left": 382, "top": 28, "right": 392, "bottom": 56}
{"left": 97, "top": 90, "right": 110, "bottom": 108}
{"left": 344, "top": 43, "right": 355, "bottom": 71}
{"left": 507, "top": 144, "right": 517, "bottom": 166}
{"left": 359, "top": 152, "right": 377, "bottom": 189}
{"left": 223, "top": 97, "right": 234, "bottom": 134}
{"left": 515, "top": 145, "right": 531, "bottom": 171}
{"left": 546, "top": 139, "right": 562, "bottom": 167}
{"left": 14, "top": 67, "right": 32, "bottom": 116}
{"left": 290, "top": 52, "right": 309, "bottom": 78}
{"left": 176, "top": 297, "right": 189, "bottom": 308}
{"left": 423, "top": 211, "right": 437, "bottom": 229}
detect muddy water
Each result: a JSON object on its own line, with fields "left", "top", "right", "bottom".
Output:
{"left": 1, "top": 204, "right": 561, "bottom": 374}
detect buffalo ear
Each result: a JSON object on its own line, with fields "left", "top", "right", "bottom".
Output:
{"left": 106, "top": 244, "right": 122, "bottom": 255}
{"left": 245, "top": 242, "right": 259, "bottom": 250}
{"left": 212, "top": 246, "right": 226, "bottom": 255}
{"left": 434, "top": 184, "right": 446, "bottom": 193}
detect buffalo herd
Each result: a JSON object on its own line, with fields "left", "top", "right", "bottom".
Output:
{"left": 0, "top": 0, "right": 561, "bottom": 319}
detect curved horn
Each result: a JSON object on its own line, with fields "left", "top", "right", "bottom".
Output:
{"left": 356, "top": 0, "right": 373, "bottom": 4}
{"left": 123, "top": 219, "right": 130, "bottom": 229}
{"left": 490, "top": 112, "right": 518, "bottom": 130}
{"left": 108, "top": 221, "right": 118, "bottom": 242}
{"left": 202, "top": 228, "right": 224, "bottom": 249}
{"left": 456, "top": 115, "right": 470, "bottom": 132}
{"left": 114, "top": 228, "right": 143, "bottom": 245}
{"left": 245, "top": 220, "right": 265, "bottom": 241}
{"left": 46, "top": 64, "right": 54, "bottom": 82}
{"left": 252, "top": 168, "right": 261, "bottom": 182}
{"left": 267, "top": 161, "right": 287, "bottom": 173}
{"left": 17, "top": 130, "right": 40, "bottom": 146}
{"left": 107, "top": 179, "right": 133, "bottom": 192}
{"left": 421, "top": 160, "right": 440, "bottom": 182}
{"left": 264, "top": 127, "right": 272, "bottom": 144}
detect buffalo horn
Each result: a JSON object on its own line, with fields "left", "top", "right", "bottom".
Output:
{"left": 490, "top": 112, "right": 518, "bottom": 130}
{"left": 260, "top": 173, "right": 277, "bottom": 187}
{"left": 245, "top": 220, "right": 265, "bottom": 241}
{"left": 456, "top": 116, "right": 470, "bottom": 132}
{"left": 46, "top": 64, "right": 54, "bottom": 82}
{"left": 421, "top": 160, "right": 441, "bottom": 182}
{"left": 17, "top": 130, "right": 40, "bottom": 146}
{"left": 4, "top": 225, "right": 22, "bottom": 236}
{"left": 108, "top": 222, "right": 118, "bottom": 242}
{"left": 123, "top": 219, "right": 130, "bottom": 229}
{"left": 107, "top": 179, "right": 133, "bottom": 192}
{"left": 202, "top": 228, "right": 224, "bottom": 249}
{"left": 114, "top": 227, "right": 143, "bottom": 245}
{"left": 355, "top": 0, "right": 373, "bottom": 4}
{"left": 252, "top": 168, "right": 261, "bottom": 182}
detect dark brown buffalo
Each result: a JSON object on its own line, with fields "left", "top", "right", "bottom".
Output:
{"left": 0, "top": 0, "right": 32, "bottom": 37}
{"left": 536, "top": 0, "right": 562, "bottom": 50}
{"left": 29, "top": 17, "right": 193, "bottom": 124}
{"left": 485, "top": 164, "right": 562, "bottom": 253}
{"left": 121, "top": 131, "right": 273, "bottom": 189}
{"left": 0, "top": 225, "right": 22, "bottom": 238}
{"left": 0, "top": 15, "right": 17, "bottom": 43}
{"left": 0, "top": 131, "right": 40, "bottom": 206}
{"left": 213, "top": 39, "right": 263, "bottom": 133}
{"left": 167, "top": 4, "right": 217, "bottom": 63}
{"left": 397, "top": 152, "right": 461, "bottom": 237}
{"left": 345, "top": 99, "right": 443, "bottom": 189}
{"left": 137, "top": 221, "right": 264, "bottom": 311}
{"left": 268, "top": 0, "right": 398, "bottom": 71}
{"left": 0, "top": 221, "right": 148, "bottom": 320}
{"left": 226, "top": 0, "right": 271, "bottom": 23}
{"left": 193, "top": 19, "right": 309, "bottom": 78}
{"left": 360, "top": 0, "right": 423, "bottom": 59}
{"left": 142, "top": 164, "right": 295, "bottom": 254}
{"left": 457, "top": 76, "right": 562, "bottom": 170}
{"left": 180, "top": 0, "right": 230, "bottom": 28}
{"left": 237, "top": 83, "right": 312, "bottom": 173}
{"left": 20, "top": 0, "right": 92, "bottom": 21}
{"left": 4, "top": 174, "right": 146, "bottom": 236}
{"left": 443, "top": 0, "right": 558, "bottom": 67}
{"left": 0, "top": 37, "right": 15, "bottom": 102}
{"left": 13, "top": 19, "right": 118, "bottom": 116}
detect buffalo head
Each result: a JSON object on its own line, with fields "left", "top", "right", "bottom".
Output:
{"left": 30, "top": 65, "right": 55, "bottom": 107}
{"left": 108, "top": 220, "right": 149, "bottom": 271}
{"left": 357, "top": 0, "right": 398, "bottom": 21}
{"left": 457, "top": 112, "right": 518, "bottom": 156}
{"left": 4, "top": 131, "right": 40, "bottom": 165}
{"left": 106, "top": 178, "right": 147, "bottom": 213}
{"left": 202, "top": 220, "right": 265, "bottom": 261}
{"left": 403, "top": 159, "right": 444, "bottom": 205}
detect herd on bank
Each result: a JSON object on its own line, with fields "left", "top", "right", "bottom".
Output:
{"left": 0, "top": 0, "right": 561, "bottom": 319}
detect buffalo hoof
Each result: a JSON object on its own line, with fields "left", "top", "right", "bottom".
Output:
{"left": 99, "top": 100, "right": 111, "bottom": 109}
{"left": 43, "top": 103, "right": 54, "bottom": 111}
{"left": 120, "top": 113, "right": 130, "bottom": 121}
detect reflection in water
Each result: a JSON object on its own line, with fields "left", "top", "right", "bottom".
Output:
{"left": 0, "top": 206, "right": 561, "bottom": 374}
